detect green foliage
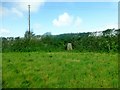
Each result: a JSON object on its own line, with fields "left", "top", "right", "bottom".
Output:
{"left": 1, "top": 29, "right": 119, "bottom": 52}
{"left": 24, "top": 31, "right": 35, "bottom": 39}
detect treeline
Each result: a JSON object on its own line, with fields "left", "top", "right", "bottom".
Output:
{"left": 1, "top": 28, "right": 120, "bottom": 53}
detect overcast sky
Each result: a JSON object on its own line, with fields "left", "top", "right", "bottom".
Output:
{"left": 0, "top": 0, "right": 118, "bottom": 37}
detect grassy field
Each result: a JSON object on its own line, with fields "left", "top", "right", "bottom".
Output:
{"left": 0, "top": 53, "right": 2, "bottom": 89}
{"left": 2, "top": 52, "right": 118, "bottom": 88}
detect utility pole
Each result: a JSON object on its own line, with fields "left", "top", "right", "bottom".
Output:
{"left": 28, "top": 5, "right": 30, "bottom": 39}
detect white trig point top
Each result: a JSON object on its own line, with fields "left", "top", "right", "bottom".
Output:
{"left": 67, "top": 43, "right": 72, "bottom": 50}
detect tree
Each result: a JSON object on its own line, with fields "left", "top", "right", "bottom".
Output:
{"left": 102, "top": 29, "right": 114, "bottom": 37}
{"left": 24, "top": 31, "right": 35, "bottom": 39}
{"left": 43, "top": 32, "right": 52, "bottom": 36}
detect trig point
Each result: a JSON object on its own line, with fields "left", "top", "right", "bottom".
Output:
{"left": 67, "top": 43, "right": 72, "bottom": 50}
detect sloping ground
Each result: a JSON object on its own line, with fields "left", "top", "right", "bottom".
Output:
{"left": 2, "top": 52, "right": 118, "bottom": 88}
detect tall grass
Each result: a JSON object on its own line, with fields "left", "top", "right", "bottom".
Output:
{"left": 2, "top": 52, "right": 118, "bottom": 88}
{"left": 0, "top": 53, "right": 2, "bottom": 89}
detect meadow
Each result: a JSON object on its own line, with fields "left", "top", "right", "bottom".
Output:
{"left": 0, "top": 53, "right": 2, "bottom": 89}
{"left": 2, "top": 52, "right": 118, "bottom": 88}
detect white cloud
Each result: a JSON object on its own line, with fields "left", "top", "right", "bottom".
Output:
{"left": 0, "top": 7, "right": 4, "bottom": 16}
{"left": 0, "top": 6, "right": 9, "bottom": 17}
{"left": 11, "top": 8, "right": 23, "bottom": 17}
{"left": 15, "top": 0, "right": 45, "bottom": 13}
{"left": 91, "top": 23, "right": 118, "bottom": 32}
{"left": 53, "top": 12, "right": 73, "bottom": 27}
{"left": 53, "top": 12, "right": 83, "bottom": 28}
{"left": 1, "top": 0, "right": 45, "bottom": 17}
{"left": 74, "top": 16, "right": 82, "bottom": 27}
{"left": 0, "top": 6, "right": 23, "bottom": 17}
{"left": 0, "top": 28, "right": 10, "bottom": 36}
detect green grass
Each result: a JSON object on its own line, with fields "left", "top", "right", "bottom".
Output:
{"left": 0, "top": 53, "right": 2, "bottom": 89}
{"left": 2, "top": 52, "right": 118, "bottom": 88}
